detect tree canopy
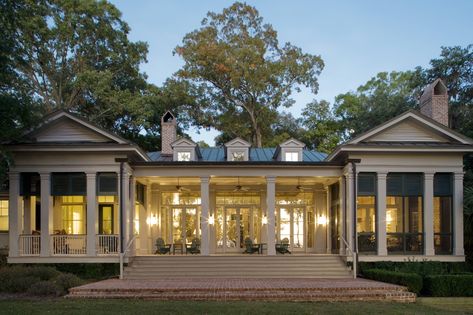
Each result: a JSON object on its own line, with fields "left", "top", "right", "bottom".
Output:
{"left": 174, "top": 2, "right": 324, "bottom": 147}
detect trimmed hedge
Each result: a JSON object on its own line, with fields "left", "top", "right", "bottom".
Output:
{"left": 359, "top": 261, "right": 470, "bottom": 276}
{"left": 424, "top": 275, "right": 473, "bottom": 297}
{"left": 363, "top": 269, "right": 423, "bottom": 294}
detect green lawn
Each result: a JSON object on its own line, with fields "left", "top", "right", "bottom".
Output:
{"left": 0, "top": 298, "right": 472, "bottom": 315}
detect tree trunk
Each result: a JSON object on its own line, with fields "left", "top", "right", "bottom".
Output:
{"left": 247, "top": 108, "right": 262, "bottom": 147}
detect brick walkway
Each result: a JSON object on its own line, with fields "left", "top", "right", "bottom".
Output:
{"left": 68, "top": 278, "right": 416, "bottom": 302}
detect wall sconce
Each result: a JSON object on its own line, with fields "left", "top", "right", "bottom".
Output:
{"left": 146, "top": 214, "right": 158, "bottom": 226}
{"left": 208, "top": 214, "right": 215, "bottom": 225}
{"left": 262, "top": 215, "right": 268, "bottom": 225}
{"left": 317, "top": 214, "right": 327, "bottom": 226}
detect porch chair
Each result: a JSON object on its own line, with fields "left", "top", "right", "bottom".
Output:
{"left": 275, "top": 238, "right": 291, "bottom": 254}
{"left": 243, "top": 237, "right": 260, "bottom": 254}
{"left": 155, "top": 237, "right": 171, "bottom": 255}
{"left": 186, "top": 238, "right": 201, "bottom": 255}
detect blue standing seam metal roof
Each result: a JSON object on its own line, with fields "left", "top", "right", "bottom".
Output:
{"left": 147, "top": 147, "right": 327, "bottom": 162}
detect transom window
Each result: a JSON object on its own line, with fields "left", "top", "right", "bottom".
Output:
{"left": 177, "top": 152, "right": 191, "bottom": 161}
{"left": 285, "top": 152, "right": 299, "bottom": 162}
{"left": 231, "top": 151, "right": 245, "bottom": 161}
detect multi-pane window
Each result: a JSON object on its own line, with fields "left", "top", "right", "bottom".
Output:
{"left": 285, "top": 152, "right": 299, "bottom": 162}
{"left": 61, "top": 196, "right": 86, "bottom": 234}
{"left": 177, "top": 152, "right": 191, "bottom": 161}
{"left": 0, "top": 200, "right": 8, "bottom": 232}
{"left": 434, "top": 173, "right": 453, "bottom": 254}
{"left": 386, "top": 173, "right": 423, "bottom": 254}
{"left": 357, "top": 173, "right": 376, "bottom": 253}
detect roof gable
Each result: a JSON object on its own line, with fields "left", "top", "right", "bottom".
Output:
{"left": 225, "top": 137, "right": 251, "bottom": 147}
{"left": 27, "top": 111, "right": 127, "bottom": 144}
{"left": 348, "top": 110, "right": 473, "bottom": 145}
{"left": 171, "top": 138, "right": 196, "bottom": 147}
{"left": 279, "top": 138, "right": 306, "bottom": 148}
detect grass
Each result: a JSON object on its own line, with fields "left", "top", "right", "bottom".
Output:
{"left": 0, "top": 298, "right": 472, "bottom": 315}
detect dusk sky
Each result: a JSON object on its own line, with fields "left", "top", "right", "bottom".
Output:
{"left": 110, "top": 0, "right": 473, "bottom": 145}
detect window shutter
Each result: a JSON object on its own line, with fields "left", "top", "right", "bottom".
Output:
{"left": 51, "top": 174, "right": 69, "bottom": 196}
{"left": 405, "top": 174, "right": 423, "bottom": 196}
{"left": 97, "top": 173, "right": 117, "bottom": 195}
{"left": 387, "top": 174, "right": 403, "bottom": 195}
{"left": 358, "top": 173, "right": 376, "bottom": 195}
{"left": 434, "top": 173, "right": 453, "bottom": 196}
{"left": 51, "top": 173, "right": 86, "bottom": 196}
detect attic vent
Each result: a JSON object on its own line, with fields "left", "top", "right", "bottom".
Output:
{"left": 163, "top": 111, "right": 174, "bottom": 122}
{"left": 433, "top": 81, "right": 447, "bottom": 95}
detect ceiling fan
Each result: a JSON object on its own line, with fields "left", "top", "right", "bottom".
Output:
{"left": 233, "top": 177, "right": 250, "bottom": 192}
{"left": 296, "top": 177, "right": 311, "bottom": 192}
{"left": 176, "top": 178, "right": 191, "bottom": 193}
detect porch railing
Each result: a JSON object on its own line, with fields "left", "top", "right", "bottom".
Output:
{"left": 341, "top": 235, "right": 357, "bottom": 279}
{"left": 51, "top": 234, "right": 87, "bottom": 255}
{"left": 19, "top": 234, "right": 40, "bottom": 256}
{"left": 96, "top": 234, "right": 120, "bottom": 255}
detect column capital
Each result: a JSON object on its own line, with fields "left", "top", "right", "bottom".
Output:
{"left": 8, "top": 172, "right": 20, "bottom": 180}
{"left": 200, "top": 176, "right": 210, "bottom": 183}
{"left": 86, "top": 172, "right": 97, "bottom": 179}
{"left": 424, "top": 172, "right": 435, "bottom": 180}
{"left": 454, "top": 172, "right": 464, "bottom": 181}
{"left": 377, "top": 171, "right": 388, "bottom": 179}
{"left": 266, "top": 176, "right": 276, "bottom": 183}
{"left": 39, "top": 172, "right": 51, "bottom": 179}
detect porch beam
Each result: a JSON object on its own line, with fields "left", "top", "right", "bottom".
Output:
{"left": 86, "top": 172, "right": 97, "bottom": 256}
{"left": 266, "top": 176, "right": 276, "bottom": 255}
{"left": 200, "top": 176, "right": 210, "bottom": 256}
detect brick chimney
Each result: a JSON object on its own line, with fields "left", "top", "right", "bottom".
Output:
{"left": 161, "top": 111, "right": 176, "bottom": 156}
{"left": 419, "top": 78, "right": 449, "bottom": 126}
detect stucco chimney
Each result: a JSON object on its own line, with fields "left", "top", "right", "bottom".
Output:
{"left": 161, "top": 111, "right": 176, "bottom": 155}
{"left": 419, "top": 78, "right": 449, "bottom": 126}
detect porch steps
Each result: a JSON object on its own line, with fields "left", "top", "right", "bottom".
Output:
{"left": 123, "top": 255, "right": 353, "bottom": 279}
{"left": 67, "top": 278, "right": 416, "bottom": 302}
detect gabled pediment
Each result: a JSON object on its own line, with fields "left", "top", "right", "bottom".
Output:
{"left": 225, "top": 137, "right": 251, "bottom": 147}
{"left": 27, "top": 111, "right": 127, "bottom": 144}
{"left": 348, "top": 110, "right": 473, "bottom": 145}
{"left": 171, "top": 138, "right": 196, "bottom": 147}
{"left": 279, "top": 138, "right": 306, "bottom": 148}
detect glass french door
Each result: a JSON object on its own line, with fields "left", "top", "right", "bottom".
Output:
{"left": 216, "top": 206, "right": 259, "bottom": 253}
{"left": 170, "top": 207, "right": 199, "bottom": 244}
{"left": 276, "top": 206, "right": 314, "bottom": 252}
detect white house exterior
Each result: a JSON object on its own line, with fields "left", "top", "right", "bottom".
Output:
{"left": 3, "top": 79, "right": 473, "bottom": 265}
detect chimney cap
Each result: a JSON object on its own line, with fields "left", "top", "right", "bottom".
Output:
{"left": 420, "top": 78, "right": 447, "bottom": 102}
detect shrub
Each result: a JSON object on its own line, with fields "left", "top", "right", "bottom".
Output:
{"left": 26, "top": 266, "right": 60, "bottom": 281}
{"left": 54, "top": 273, "right": 84, "bottom": 295}
{"left": 52, "top": 263, "right": 119, "bottom": 279}
{"left": 363, "top": 269, "right": 423, "bottom": 294}
{"left": 358, "top": 261, "right": 470, "bottom": 276}
{"left": 27, "top": 281, "right": 59, "bottom": 296}
{"left": 424, "top": 275, "right": 473, "bottom": 297}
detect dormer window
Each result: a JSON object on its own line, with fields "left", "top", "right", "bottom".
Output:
{"left": 275, "top": 138, "right": 305, "bottom": 162}
{"left": 225, "top": 138, "right": 251, "bottom": 162}
{"left": 177, "top": 152, "right": 191, "bottom": 161}
{"left": 285, "top": 152, "right": 299, "bottom": 162}
{"left": 231, "top": 151, "right": 245, "bottom": 161}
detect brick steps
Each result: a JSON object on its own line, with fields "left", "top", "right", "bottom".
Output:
{"left": 124, "top": 255, "right": 353, "bottom": 279}
{"left": 67, "top": 279, "right": 416, "bottom": 302}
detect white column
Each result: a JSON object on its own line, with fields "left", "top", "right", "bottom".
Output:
{"left": 345, "top": 167, "right": 354, "bottom": 253}
{"left": 139, "top": 185, "right": 150, "bottom": 254}
{"left": 377, "top": 172, "right": 387, "bottom": 256}
{"left": 326, "top": 186, "right": 331, "bottom": 254}
{"left": 424, "top": 173, "right": 435, "bottom": 256}
{"left": 200, "top": 176, "right": 210, "bottom": 256}
{"left": 453, "top": 172, "right": 464, "bottom": 256}
{"left": 86, "top": 172, "right": 97, "bottom": 256}
{"left": 8, "top": 172, "right": 21, "bottom": 257}
{"left": 266, "top": 176, "right": 276, "bottom": 255}
{"left": 40, "top": 172, "right": 53, "bottom": 257}
{"left": 128, "top": 175, "right": 135, "bottom": 253}
{"left": 339, "top": 176, "right": 346, "bottom": 255}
